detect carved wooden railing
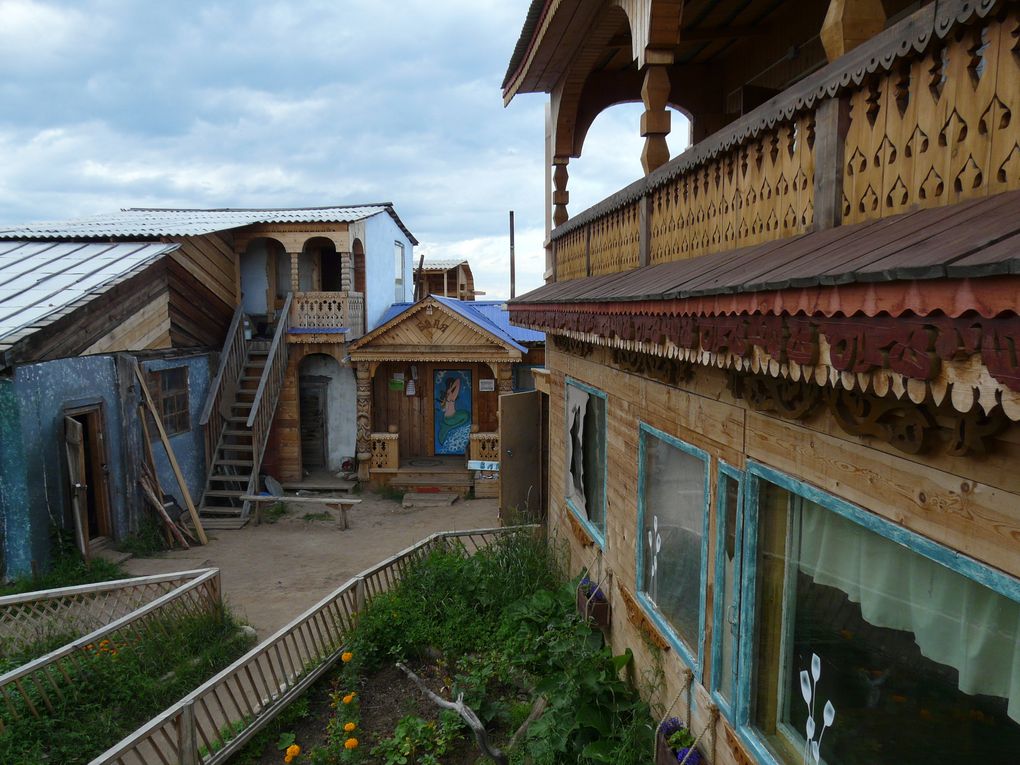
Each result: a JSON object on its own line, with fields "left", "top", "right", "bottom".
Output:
{"left": 369, "top": 433, "right": 399, "bottom": 470}
{"left": 199, "top": 304, "right": 248, "bottom": 470}
{"left": 244, "top": 293, "right": 292, "bottom": 518}
{"left": 290, "top": 291, "right": 365, "bottom": 340}
{"left": 89, "top": 526, "right": 537, "bottom": 765}
{"left": 0, "top": 569, "right": 221, "bottom": 733}
{"left": 468, "top": 432, "right": 500, "bottom": 463}
{"left": 548, "top": 1, "right": 1020, "bottom": 281}
{"left": 0, "top": 570, "right": 208, "bottom": 656}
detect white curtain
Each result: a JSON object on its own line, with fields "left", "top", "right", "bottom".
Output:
{"left": 565, "top": 384, "right": 589, "bottom": 516}
{"left": 797, "top": 503, "right": 1020, "bottom": 723}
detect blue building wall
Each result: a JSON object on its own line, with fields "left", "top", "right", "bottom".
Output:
{"left": 140, "top": 355, "right": 210, "bottom": 509}
{"left": 352, "top": 212, "right": 416, "bottom": 332}
{"left": 0, "top": 378, "right": 31, "bottom": 578}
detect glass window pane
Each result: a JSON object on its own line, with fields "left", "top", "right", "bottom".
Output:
{"left": 640, "top": 432, "right": 705, "bottom": 653}
{"left": 718, "top": 473, "right": 739, "bottom": 703}
{"left": 565, "top": 382, "right": 605, "bottom": 534}
{"left": 752, "top": 481, "right": 1020, "bottom": 765}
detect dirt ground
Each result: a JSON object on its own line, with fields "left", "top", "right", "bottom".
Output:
{"left": 123, "top": 493, "right": 498, "bottom": 638}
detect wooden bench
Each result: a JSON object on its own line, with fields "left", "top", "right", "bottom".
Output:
{"left": 240, "top": 495, "right": 362, "bottom": 529}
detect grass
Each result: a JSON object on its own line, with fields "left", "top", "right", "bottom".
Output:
{"left": 261, "top": 502, "right": 289, "bottom": 523}
{"left": 302, "top": 511, "right": 333, "bottom": 522}
{"left": 0, "top": 607, "right": 256, "bottom": 765}
{"left": 116, "top": 515, "right": 169, "bottom": 557}
{"left": 0, "top": 555, "right": 126, "bottom": 597}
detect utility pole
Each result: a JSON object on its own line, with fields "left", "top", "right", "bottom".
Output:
{"left": 509, "top": 210, "right": 516, "bottom": 299}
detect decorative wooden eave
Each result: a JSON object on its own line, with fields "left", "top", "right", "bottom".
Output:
{"left": 349, "top": 297, "right": 524, "bottom": 364}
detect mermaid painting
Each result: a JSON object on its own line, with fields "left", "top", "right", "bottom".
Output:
{"left": 434, "top": 370, "right": 472, "bottom": 454}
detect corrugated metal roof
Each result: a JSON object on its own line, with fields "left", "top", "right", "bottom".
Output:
{"left": 378, "top": 298, "right": 543, "bottom": 350}
{"left": 512, "top": 190, "right": 1020, "bottom": 307}
{"left": 0, "top": 240, "right": 178, "bottom": 354}
{"left": 0, "top": 204, "right": 419, "bottom": 244}
{"left": 421, "top": 258, "right": 469, "bottom": 271}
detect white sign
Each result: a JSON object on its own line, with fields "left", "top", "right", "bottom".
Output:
{"left": 479, "top": 379, "right": 495, "bottom": 392}
{"left": 467, "top": 460, "right": 499, "bottom": 472}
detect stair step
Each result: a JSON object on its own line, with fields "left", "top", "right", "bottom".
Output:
{"left": 194, "top": 517, "right": 249, "bottom": 530}
{"left": 209, "top": 474, "right": 251, "bottom": 483}
{"left": 223, "top": 429, "right": 251, "bottom": 437}
{"left": 198, "top": 506, "right": 246, "bottom": 516}
{"left": 225, "top": 416, "right": 249, "bottom": 423}
{"left": 218, "top": 444, "right": 254, "bottom": 452}
{"left": 239, "top": 376, "right": 262, "bottom": 382}
{"left": 204, "top": 489, "right": 246, "bottom": 498}
{"left": 391, "top": 475, "right": 474, "bottom": 487}
{"left": 217, "top": 459, "right": 254, "bottom": 467}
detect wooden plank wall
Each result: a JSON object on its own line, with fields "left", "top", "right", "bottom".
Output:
{"left": 83, "top": 294, "right": 171, "bottom": 355}
{"left": 166, "top": 259, "right": 235, "bottom": 348}
{"left": 543, "top": 342, "right": 1020, "bottom": 765}
{"left": 372, "top": 362, "right": 499, "bottom": 458}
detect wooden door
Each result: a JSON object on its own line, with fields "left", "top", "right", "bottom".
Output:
{"left": 499, "top": 391, "right": 544, "bottom": 521}
{"left": 63, "top": 417, "right": 89, "bottom": 560}
{"left": 300, "top": 380, "right": 328, "bottom": 470}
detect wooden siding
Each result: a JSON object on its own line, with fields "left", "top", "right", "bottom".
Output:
{"left": 542, "top": 341, "right": 1020, "bottom": 765}
{"left": 83, "top": 294, "right": 171, "bottom": 355}
{"left": 166, "top": 258, "right": 235, "bottom": 348}
{"left": 167, "top": 234, "right": 238, "bottom": 310}
{"left": 371, "top": 361, "right": 499, "bottom": 459}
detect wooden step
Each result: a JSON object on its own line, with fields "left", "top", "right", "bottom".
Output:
{"left": 391, "top": 475, "right": 474, "bottom": 488}
{"left": 203, "top": 489, "right": 245, "bottom": 498}
{"left": 217, "top": 459, "right": 254, "bottom": 467}
{"left": 198, "top": 506, "right": 245, "bottom": 516}
{"left": 208, "top": 474, "right": 251, "bottom": 483}
{"left": 218, "top": 444, "right": 254, "bottom": 452}
{"left": 239, "top": 376, "right": 262, "bottom": 382}
{"left": 222, "top": 429, "right": 251, "bottom": 437}
{"left": 192, "top": 517, "right": 249, "bottom": 530}
{"left": 225, "top": 416, "right": 248, "bottom": 423}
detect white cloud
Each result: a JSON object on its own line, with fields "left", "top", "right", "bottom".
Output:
{"left": 0, "top": 0, "right": 88, "bottom": 67}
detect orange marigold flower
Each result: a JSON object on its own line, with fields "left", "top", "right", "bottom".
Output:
{"left": 286, "top": 744, "right": 301, "bottom": 757}
{"left": 342, "top": 693, "right": 356, "bottom": 704}
{"left": 344, "top": 738, "right": 358, "bottom": 750}
{"left": 343, "top": 722, "right": 356, "bottom": 732}
{"left": 341, "top": 651, "right": 353, "bottom": 663}
{"left": 284, "top": 757, "right": 293, "bottom": 764}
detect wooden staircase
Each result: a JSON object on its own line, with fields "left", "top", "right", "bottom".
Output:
{"left": 196, "top": 343, "right": 269, "bottom": 528}
{"left": 196, "top": 294, "right": 293, "bottom": 530}
{"left": 391, "top": 464, "right": 474, "bottom": 498}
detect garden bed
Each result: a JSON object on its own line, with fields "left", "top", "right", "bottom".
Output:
{"left": 229, "top": 531, "right": 656, "bottom": 765}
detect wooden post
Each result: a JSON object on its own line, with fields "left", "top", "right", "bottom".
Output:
{"left": 133, "top": 364, "right": 209, "bottom": 545}
{"left": 821, "top": 0, "right": 886, "bottom": 62}
{"left": 639, "top": 193, "right": 652, "bottom": 268}
{"left": 289, "top": 252, "right": 300, "bottom": 293}
{"left": 552, "top": 157, "right": 570, "bottom": 227}
{"left": 641, "top": 64, "right": 671, "bottom": 175}
{"left": 355, "top": 362, "right": 372, "bottom": 481}
{"left": 340, "top": 251, "right": 352, "bottom": 292}
{"left": 354, "top": 576, "right": 366, "bottom": 614}
{"left": 813, "top": 96, "right": 851, "bottom": 230}
{"left": 179, "top": 700, "right": 199, "bottom": 765}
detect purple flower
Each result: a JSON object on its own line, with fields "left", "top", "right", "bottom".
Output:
{"left": 676, "top": 747, "right": 703, "bottom": 765}
{"left": 659, "top": 717, "right": 684, "bottom": 738}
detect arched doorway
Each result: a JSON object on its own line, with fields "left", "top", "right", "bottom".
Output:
{"left": 305, "top": 237, "right": 341, "bottom": 292}
{"left": 298, "top": 354, "right": 356, "bottom": 474}
{"left": 352, "top": 238, "right": 366, "bottom": 294}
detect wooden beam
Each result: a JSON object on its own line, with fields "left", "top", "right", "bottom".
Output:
{"left": 133, "top": 363, "right": 209, "bottom": 545}
{"left": 678, "top": 25, "right": 767, "bottom": 43}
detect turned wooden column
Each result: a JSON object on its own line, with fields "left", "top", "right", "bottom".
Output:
{"left": 821, "top": 0, "right": 886, "bottom": 62}
{"left": 356, "top": 362, "right": 373, "bottom": 481}
{"left": 289, "top": 252, "right": 300, "bottom": 293}
{"left": 497, "top": 364, "right": 514, "bottom": 395}
{"left": 641, "top": 64, "right": 671, "bottom": 175}
{"left": 552, "top": 156, "right": 570, "bottom": 227}
{"left": 340, "top": 251, "right": 352, "bottom": 292}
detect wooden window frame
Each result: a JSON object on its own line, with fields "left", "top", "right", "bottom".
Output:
{"left": 710, "top": 461, "right": 744, "bottom": 722}
{"left": 148, "top": 366, "right": 190, "bottom": 437}
{"left": 735, "top": 461, "right": 1020, "bottom": 765}
{"left": 634, "top": 422, "right": 711, "bottom": 678}
{"left": 564, "top": 377, "right": 607, "bottom": 547}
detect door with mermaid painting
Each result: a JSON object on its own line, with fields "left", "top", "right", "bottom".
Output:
{"left": 434, "top": 369, "right": 472, "bottom": 455}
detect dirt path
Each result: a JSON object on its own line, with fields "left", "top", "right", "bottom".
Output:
{"left": 123, "top": 493, "right": 498, "bottom": 638}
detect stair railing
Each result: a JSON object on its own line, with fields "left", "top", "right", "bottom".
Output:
{"left": 200, "top": 303, "right": 248, "bottom": 470}
{"left": 243, "top": 292, "right": 293, "bottom": 518}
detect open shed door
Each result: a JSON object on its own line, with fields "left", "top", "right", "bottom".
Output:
{"left": 499, "top": 390, "right": 544, "bottom": 521}
{"left": 63, "top": 416, "right": 89, "bottom": 561}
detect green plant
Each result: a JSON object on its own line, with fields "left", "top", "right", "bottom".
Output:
{"left": 0, "top": 555, "right": 125, "bottom": 596}
{"left": 116, "top": 515, "right": 168, "bottom": 557}
{"left": 262, "top": 502, "right": 288, "bottom": 523}
{"left": 370, "top": 712, "right": 463, "bottom": 765}
{"left": 302, "top": 511, "right": 333, "bottom": 522}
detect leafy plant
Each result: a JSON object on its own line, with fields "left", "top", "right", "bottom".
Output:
{"left": 370, "top": 713, "right": 463, "bottom": 765}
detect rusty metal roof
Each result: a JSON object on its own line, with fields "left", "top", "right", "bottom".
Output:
{"left": 512, "top": 191, "right": 1020, "bottom": 307}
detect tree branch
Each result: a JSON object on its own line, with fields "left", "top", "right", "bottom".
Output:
{"left": 396, "top": 662, "right": 508, "bottom": 765}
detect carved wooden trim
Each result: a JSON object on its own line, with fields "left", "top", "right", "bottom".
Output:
{"left": 610, "top": 347, "right": 692, "bottom": 387}
{"left": 553, "top": 335, "right": 596, "bottom": 357}
{"left": 617, "top": 583, "right": 670, "bottom": 651}
{"left": 566, "top": 510, "right": 595, "bottom": 548}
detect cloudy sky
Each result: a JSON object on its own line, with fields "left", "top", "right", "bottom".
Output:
{"left": 0, "top": 0, "right": 682, "bottom": 298}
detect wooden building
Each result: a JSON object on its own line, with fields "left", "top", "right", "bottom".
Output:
{"left": 415, "top": 258, "right": 479, "bottom": 300}
{"left": 348, "top": 295, "right": 543, "bottom": 499}
{"left": 0, "top": 204, "right": 417, "bottom": 565}
{"left": 504, "top": 2, "right": 1020, "bottom": 764}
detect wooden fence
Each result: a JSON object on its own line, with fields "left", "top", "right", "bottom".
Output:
{"left": 0, "top": 569, "right": 211, "bottom": 656}
{"left": 89, "top": 526, "right": 536, "bottom": 765}
{"left": 0, "top": 569, "right": 221, "bottom": 733}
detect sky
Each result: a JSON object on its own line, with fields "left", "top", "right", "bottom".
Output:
{"left": 0, "top": 0, "right": 685, "bottom": 299}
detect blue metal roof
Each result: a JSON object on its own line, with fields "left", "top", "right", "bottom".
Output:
{"left": 378, "top": 298, "right": 543, "bottom": 352}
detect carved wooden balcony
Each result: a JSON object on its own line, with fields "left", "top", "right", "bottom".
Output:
{"left": 288, "top": 291, "right": 365, "bottom": 343}
{"left": 548, "top": 4, "right": 1020, "bottom": 282}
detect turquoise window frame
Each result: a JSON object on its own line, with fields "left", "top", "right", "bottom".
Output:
{"left": 635, "top": 422, "right": 711, "bottom": 678}
{"left": 710, "top": 461, "right": 743, "bottom": 722}
{"left": 734, "top": 460, "right": 1020, "bottom": 765}
{"left": 564, "top": 377, "right": 608, "bottom": 548}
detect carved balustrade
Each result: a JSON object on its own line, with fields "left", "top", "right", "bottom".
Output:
{"left": 548, "top": 2, "right": 1020, "bottom": 282}
{"left": 369, "top": 433, "right": 399, "bottom": 470}
{"left": 290, "top": 291, "right": 365, "bottom": 341}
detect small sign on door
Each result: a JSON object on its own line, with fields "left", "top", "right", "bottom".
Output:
{"left": 467, "top": 460, "right": 499, "bottom": 472}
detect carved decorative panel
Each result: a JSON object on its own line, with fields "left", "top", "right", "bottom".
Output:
{"left": 589, "top": 199, "right": 641, "bottom": 276}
